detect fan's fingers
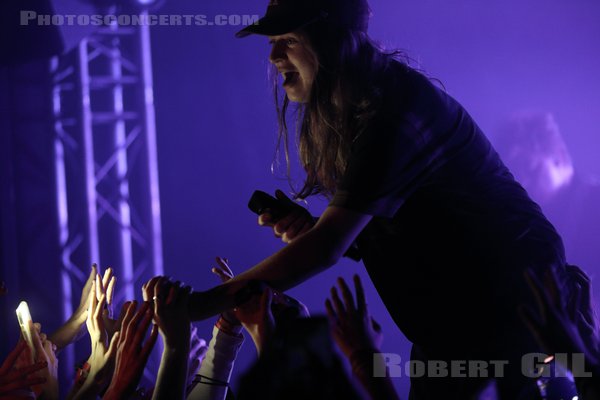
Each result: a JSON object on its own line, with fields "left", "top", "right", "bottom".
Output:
{"left": 106, "top": 276, "right": 116, "bottom": 306}
{"left": 337, "top": 277, "right": 356, "bottom": 312}
{"left": 216, "top": 257, "right": 234, "bottom": 277}
{"left": 121, "top": 301, "right": 138, "bottom": 340}
{"left": 211, "top": 267, "right": 230, "bottom": 283}
{"left": 0, "top": 341, "right": 27, "bottom": 374}
{"left": 102, "top": 267, "right": 113, "bottom": 293}
{"left": 82, "top": 264, "right": 97, "bottom": 298}
{"left": 569, "top": 283, "right": 583, "bottom": 323}
{"left": 95, "top": 273, "right": 103, "bottom": 300}
{"left": 371, "top": 317, "right": 382, "bottom": 333}
{"left": 88, "top": 280, "right": 97, "bottom": 325}
{"left": 140, "top": 324, "right": 159, "bottom": 358}
{"left": 105, "top": 331, "right": 120, "bottom": 360}
{"left": 330, "top": 287, "right": 346, "bottom": 318}
{"left": 524, "top": 268, "right": 549, "bottom": 322}
{"left": 353, "top": 274, "right": 367, "bottom": 315}
{"left": 132, "top": 304, "right": 153, "bottom": 348}
{"left": 95, "top": 293, "right": 107, "bottom": 324}
{"left": 325, "top": 298, "right": 337, "bottom": 323}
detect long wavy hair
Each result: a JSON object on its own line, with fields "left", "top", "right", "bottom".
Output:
{"left": 271, "top": 21, "right": 406, "bottom": 200}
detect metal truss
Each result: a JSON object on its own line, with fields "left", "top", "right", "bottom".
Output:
{"left": 51, "top": 12, "right": 163, "bottom": 379}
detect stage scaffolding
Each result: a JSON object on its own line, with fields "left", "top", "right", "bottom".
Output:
{"left": 51, "top": 12, "right": 163, "bottom": 378}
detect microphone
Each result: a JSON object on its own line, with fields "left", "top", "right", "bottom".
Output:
{"left": 247, "top": 190, "right": 361, "bottom": 261}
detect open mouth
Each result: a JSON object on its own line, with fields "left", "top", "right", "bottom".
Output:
{"left": 282, "top": 71, "right": 299, "bottom": 87}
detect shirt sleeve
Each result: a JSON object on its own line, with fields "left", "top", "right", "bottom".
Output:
{"left": 330, "top": 73, "right": 469, "bottom": 218}
{"left": 187, "top": 326, "right": 245, "bottom": 400}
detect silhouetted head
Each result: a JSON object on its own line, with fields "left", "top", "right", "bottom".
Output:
{"left": 237, "top": 317, "right": 365, "bottom": 400}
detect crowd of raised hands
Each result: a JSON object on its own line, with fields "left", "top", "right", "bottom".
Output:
{"left": 518, "top": 264, "right": 600, "bottom": 398}
{"left": 2, "top": 258, "right": 600, "bottom": 400}
{"left": 0, "top": 258, "right": 401, "bottom": 400}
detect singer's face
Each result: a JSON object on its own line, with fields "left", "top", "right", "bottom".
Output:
{"left": 268, "top": 31, "right": 318, "bottom": 103}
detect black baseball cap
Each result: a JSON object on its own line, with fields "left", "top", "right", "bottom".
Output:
{"left": 235, "top": 0, "right": 370, "bottom": 38}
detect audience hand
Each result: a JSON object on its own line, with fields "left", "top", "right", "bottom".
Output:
{"left": 70, "top": 280, "right": 120, "bottom": 400}
{"left": 213, "top": 257, "right": 310, "bottom": 351}
{"left": 0, "top": 340, "right": 46, "bottom": 397}
{"left": 237, "top": 287, "right": 275, "bottom": 355}
{"left": 97, "top": 269, "right": 119, "bottom": 341}
{"left": 211, "top": 257, "right": 243, "bottom": 328}
{"left": 151, "top": 277, "right": 192, "bottom": 350}
{"left": 49, "top": 265, "right": 96, "bottom": 350}
{"left": 32, "top": 323, "right": 59, "bottom": 400}
{"left": 148, "top": 278, "right": 194, "bottom": 400}
{"left": 565, "top": 264, "right": 599, "bottom": 355}
{"left": 325, "top": 275, "right": 399, "bottom": 400}
{"left": 212, "top": 257, "right": 275, "bottom": 353}
{"left": 95, "top": 267, "right": 117, "bottom": 336}
{"left": 13, "top": 322, "right": 58, "bottom": 399}
{"left": 49, "top": 265, "right": 116, "bottom": 352}
{"left": 211, "top": 257, "right": 233, "bottom": 283}
{"left": 103, "top": 301, "right": 158, "bottom": 400}
{"left": 325, "top": 275, "right": 383, "bottom": 359}
{"left": 519, "top": 267, "right": 599, "bottom": 366}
